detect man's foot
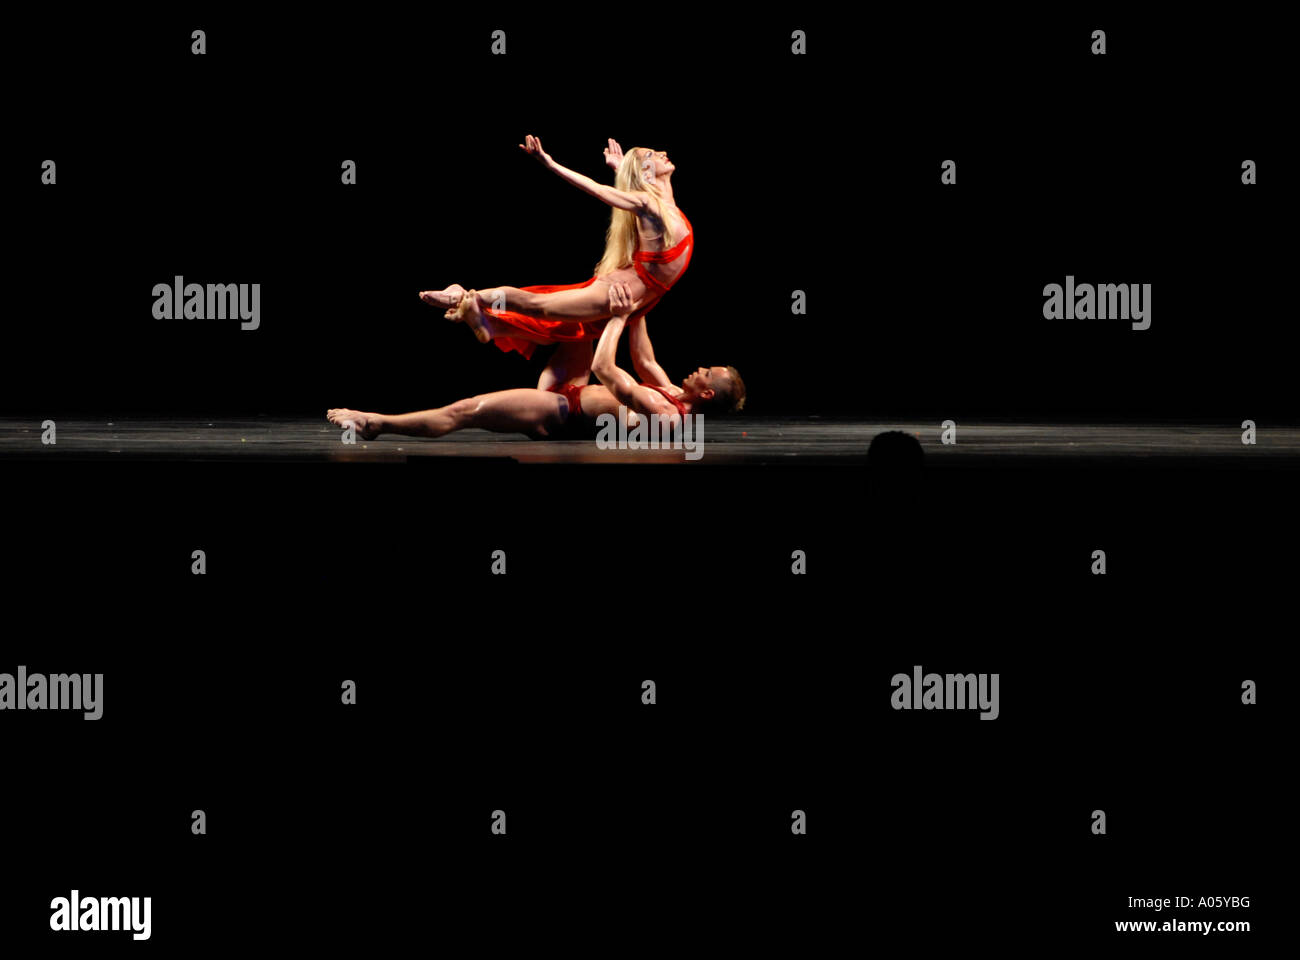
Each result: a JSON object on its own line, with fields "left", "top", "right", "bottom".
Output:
{"left": 453, "top": 289, "right": 493, "bottom": 343}
{"left": 326, "top": 408, "right": 382, "bottom": 440}
{"left": 419, "top": 284, "right": 466, "bottom": 309}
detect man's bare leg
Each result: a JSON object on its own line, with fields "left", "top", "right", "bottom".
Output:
{"left": 536, "top": 341, "right": 594, "bottom": 392}
{"left": 327, "top": 388, "right": 568, "bottom": 440}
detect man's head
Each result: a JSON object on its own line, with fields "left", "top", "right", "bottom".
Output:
{"left": 681, "top": 365, "right": 746, "bottom": 414}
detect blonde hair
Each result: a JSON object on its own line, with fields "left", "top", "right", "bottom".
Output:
{"left": 594, "top": 147, "right": 678, "bottom": 278}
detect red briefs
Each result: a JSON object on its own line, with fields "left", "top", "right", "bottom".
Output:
{"left": 535, "top": 382, "right": 593, "bottom": 440}
{"left": 545, "top": 381, "right": 688, "bottom": 426}
{"left": 487, "top": 207, "right": 694, "bottom": 360}
{"left": 550, "top": 382, "right": 586, "bottom": 417}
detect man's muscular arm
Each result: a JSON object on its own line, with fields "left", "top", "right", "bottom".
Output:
{"left": 628, "top": 314, "right": 674, "bottom": 388}
{"left": 592, "top": 284, "right": 679, "bottom": 422}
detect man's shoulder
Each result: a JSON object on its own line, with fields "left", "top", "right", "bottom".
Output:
{"left": 639, "top": 381, "right": 681, "bottom": 395}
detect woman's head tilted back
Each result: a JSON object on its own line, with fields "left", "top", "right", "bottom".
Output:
{"left": 595, "top": 147, "right": 677, "bottom": 278}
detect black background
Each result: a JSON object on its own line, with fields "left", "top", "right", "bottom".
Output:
{"left": 3, "top": 6, "right": 1286, "bottom": 953}
{"left": 6, "top": 10, "right": 1291, "bottom": 420}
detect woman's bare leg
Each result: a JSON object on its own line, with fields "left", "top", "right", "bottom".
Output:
{"left": 420, "top": 282, "right": 576, "bottom": 316}
{"left": 481, "top": 270, "right": 649, "bottom": 321}
{"left": 327, "top": 388, "right": 567, "bottom": 440}
{"left": 422, "top": 268, "right": 648, "bottom": 323}
{"left": 476, "top": 282, "right": 612, "bottom": 321}
{"left": 450, "top": 290, "right": 596, "bottom": 345}
{"left": 418, "top": 284, "right": 466, "bottom": 309}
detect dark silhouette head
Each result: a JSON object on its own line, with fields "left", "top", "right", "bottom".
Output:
{"left": 867, "top": 430, "right": 924, "bottom": 473}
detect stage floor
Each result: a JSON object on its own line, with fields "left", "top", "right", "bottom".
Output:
{"left": 3, "top": 417, "right": 1298, "bottom": 466}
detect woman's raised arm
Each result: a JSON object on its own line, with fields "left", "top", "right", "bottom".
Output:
{"left": 603, "top": 138, "right": 624, "bottom": 173}
{"left": 520, "top": 134, "right": 649, "bottom": 212}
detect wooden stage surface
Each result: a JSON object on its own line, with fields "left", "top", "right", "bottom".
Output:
{"left": 3, "top": 417, "right": 1298, "bottom": 467}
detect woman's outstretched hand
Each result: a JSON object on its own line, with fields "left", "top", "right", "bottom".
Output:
{"left": 603, "top": 138, "right": 624, "bottom": 172}
{"left": 519, "top": 134, "right": 555, "bottom": 169}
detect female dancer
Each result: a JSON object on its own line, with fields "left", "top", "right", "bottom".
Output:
{"left": 418, "top": 136, "right": 694, "bottom": 359}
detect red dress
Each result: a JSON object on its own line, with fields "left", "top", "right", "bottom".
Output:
{"left": 488, "top": 207, "right": 694, "bottom": 359}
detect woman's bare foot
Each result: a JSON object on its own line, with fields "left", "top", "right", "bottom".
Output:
{"left": 419, "top": 284, "right": 466, "bottom": 310}
{"left": 453, "top": 289, "right": 493, "bottom": 343}
{"left": 326, "top": 408, "right": 382, "bottom": 440}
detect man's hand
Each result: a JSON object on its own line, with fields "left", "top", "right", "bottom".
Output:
{"left": 603, "top": 138, "right": 624, "bottom": 173}
{"left": 608, "top": 280, "right": 641, "bottom": 319}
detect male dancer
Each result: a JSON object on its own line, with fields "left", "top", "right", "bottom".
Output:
{"left": 326, "top": 283, "right": 744, "bottom": 441}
